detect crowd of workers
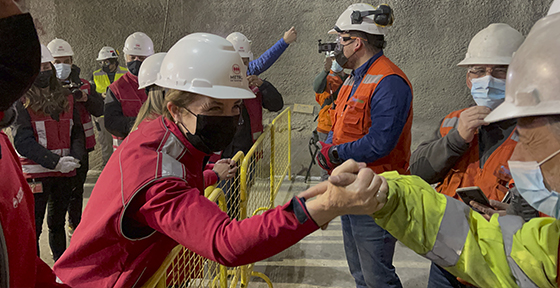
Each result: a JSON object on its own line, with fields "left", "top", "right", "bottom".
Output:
{"left": 0, "top": 0, "right": 559, "bottom": 287}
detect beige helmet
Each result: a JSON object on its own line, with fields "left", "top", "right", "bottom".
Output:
{"left": 47, "top": 38, "right": 74, "bottom": 57}
{"left": 96, "top": 46, "right": 119, "bottom": 61}
{"left": 328, "top": 3, "right": 393, "bottom": 36}
{"left": 226, "top": 32, "right": 252, "bottom": 59}
{"left": 138, "top": 52, "right": 166, "bottom": 89}
{"left": 485, "top": 13, "right": 560, "bottom": 123}
{"left": 549, "top": 0, "right": 560, "bottom": 16}
{"left": 457, "top": 23, "right": 524, "bottom": 67}
{"left": 123, "top": 32, "right": 154, "bottom": 57}
{"left": 155, "top": 33, "right": 255, "bottom": 100}
{"left": 40, "top": 44, "right": 54, "bottom": 63}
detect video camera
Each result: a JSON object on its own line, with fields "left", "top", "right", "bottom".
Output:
{"left": 63, "top": 82, "right": 85, "bottom": 100}
{"left": 317, "top": 40, "right": 337, "bottom": 54}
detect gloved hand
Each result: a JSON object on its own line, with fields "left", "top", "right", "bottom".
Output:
{"left": 316, "top": 142, "right": 342, "bottom": 172}
{"left": 55, "top": 156, "right": 81, "bottom": 173}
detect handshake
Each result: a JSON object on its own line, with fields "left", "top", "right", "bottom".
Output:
{"left": 298, "top": 160, "right": 388, "bottom": 227}
{"left": 55, "top": 156, "right": 81, "bottom": 173}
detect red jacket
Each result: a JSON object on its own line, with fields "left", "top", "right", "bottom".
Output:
{"left": 245, "top": 85, "right": 264, "bottom": 142}
{"left": 108, "top": 72, "right": 147, "bottom": 148}
{"left": 0, "top": 132, "right": 67, "bottom": 288}
{"left": 53, "top": 116, "right": 318, "bottom": 288}
{"left": 19, "top": 95, "right": 77, "bottom": 178}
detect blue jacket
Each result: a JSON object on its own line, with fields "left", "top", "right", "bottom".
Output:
{"left": 247, "top": 38, "right": 289, "bottom": 76}
{"left": 326, "top": 51, "right": 412, "bottom": 163}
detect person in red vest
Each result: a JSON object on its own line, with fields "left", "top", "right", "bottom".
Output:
{"left": 53, "top": 33, "right": 385, "bottom": 288}
{"left": 47, "top": 38, "right": 104, "bottom": 239}
{"left": 0, "top": 1, "right": 68, "bottom": 286}
{"left": 408, "top": 24, "right": 531, "bottom": 288}
{"left": 104, "top": 32, "right": 154, "bottom": 150}
{"left": 313, "top": 55, "right": 348, "bottom": 180}
{"left": 12, "top": 41, "right": 85, "bottom": 262}
{"left": 315, "top": 3, "right": 413, "bottom": 288}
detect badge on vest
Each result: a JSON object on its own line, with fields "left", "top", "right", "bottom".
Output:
{"left": 29, "top": 181, "right": 43, "bottom": 194}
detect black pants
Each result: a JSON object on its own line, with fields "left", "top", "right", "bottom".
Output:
{"left": 68, "top": 153, "right": 89, "bottom": 229}
{"left": 33, "top": 176, "right": 73, "bottom": 261}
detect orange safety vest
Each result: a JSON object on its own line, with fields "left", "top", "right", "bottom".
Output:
{"left": 331, "top": 55, "right": 413, "bottom": 174}
{"left": 315, "top": 71, "right": 344, "bottom": 134}
{"left": 436, "top": 108, "right": 517, "bottom": 201}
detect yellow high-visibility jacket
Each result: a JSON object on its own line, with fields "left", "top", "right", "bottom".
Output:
{"left": 92, "top": 66, "right": 128, "bottom": 94}
{"left": 374, "top": 171, "right": 560, "bottom": 288}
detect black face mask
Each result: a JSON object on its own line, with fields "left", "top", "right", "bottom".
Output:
{"left": 334, "top": 41, "right": 355, "bottom": 68}
{"left": 34, "top": 70, "right": 52, "bottom": 88}
{"left": 178, "top": 109, "right": 239, "bottom": 154}
{"left": 126, "top": 60, "right": 142, "bottom": 76}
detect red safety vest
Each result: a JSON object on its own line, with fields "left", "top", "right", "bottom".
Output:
{"left": 436, "top": 108, "right": 517, "bottom": 201}
{"left": 330, "top": 55, "right": 413, "bottom": 174}
{"left": 315, "top": 71, "right": 344, "bottom": 133}
{"left": 53, "top": 117, "right": 206, "bottom": 288}
{"left": 108, "top": 72, "right": 147, "bottom": 150}
{"left": 76, "top": 78, "right": 96, "bottom": 151}
{"left": 19, "top": 95, "right": 77, "bottom": 179}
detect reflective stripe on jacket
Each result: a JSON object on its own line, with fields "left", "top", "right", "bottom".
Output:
{"left": 92, "top": 66, "right": 127, "bottom": 94}
{"left": 436, "top": 108, "right": 517, "bottom": 201}
{"left": 374, "top": 171, "right": 559, "bottom": 288}
{"left": 108, "top": 72, "right": 147, "bottom": 149}
{"left": 331, "top": 55, "right": 413, "bottom": 174}
{"left": 76, "top": 78, "right": 96, "bottom": 150}
{"left": 19, "top": 95, "right": 76, "bottom": 178}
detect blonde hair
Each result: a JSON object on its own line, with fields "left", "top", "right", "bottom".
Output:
{"left": 132, "top": 86, "right": 166, "bottom": 130}
{"left": 162, "top": 89, "right": 197, "bottom": 121}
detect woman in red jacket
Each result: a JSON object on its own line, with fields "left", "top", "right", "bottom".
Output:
{"left": 53, "top": 33, "right": 383, "bottom": 288}
{"left": 13, "top": 44, "right": 85, "bottom": 262}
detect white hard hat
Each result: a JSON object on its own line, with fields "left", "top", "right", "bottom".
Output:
{"left": 96, "top": 46, "right": 119, "bottom": 61}
{"left": 485, "top": 13, "right": 560, "bottom": 123}
{"left": 138, "top": 52, "right": 167, "bottom": 89}
{"left": 47, "top": 38, "right": 74, "bottom": 57}
{"left": 123, "top": 32, "right": 154, "bottom": 57}
{"left": 40, "top": 44, "right": 54, "bottom": 63}
{"left": 457, "top": 23, "right": 524, "bottom": 67}
{"left": 328, "top": 3, "right": 390, "bottom": 36}
{"left": 549, "top": 0, "right": 560, "bottom": 16}
{"left": 226, "top": 32, "right": 252, "bottom": 59}
{"left": 156, "top": 33, "right": 255, "bottom": 100}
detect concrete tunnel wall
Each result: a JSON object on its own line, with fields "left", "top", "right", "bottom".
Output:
{"left": 27, "top": 0, "right": 551, "bottom": 175}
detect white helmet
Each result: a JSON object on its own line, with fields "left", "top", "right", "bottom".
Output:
{"left": 96, "top": 46, "right": 119, "bottom": 61}
{"left": 156, "top": 33, "right": 255, "bottom": 100}
{"left": 40, "top": 44, "right": 54, "bottom": 63}
{"left": 457, "top": 23, "right": 524, "bottom": 67}
{"left": 485, "top": 13, "right": 560, "bottom": 123}
{"left": 138, "top": 52, "right": 167, "bottom": 89}
{"left": 328, "top": 3, "right": 392, "bottom": 36}
{"left": 226, "top": 32, "right": 252, "bottom": 59}
{"left": 549, "top": 0, "right": 560, "bottom": 16}
{"left": 47, "top": 38, "right": 74, "bottom": 57}
{"left": 123, "top": 32, "right": 154, "bottom": 57}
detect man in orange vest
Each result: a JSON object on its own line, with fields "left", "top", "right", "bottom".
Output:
{"left": 313, "top": 55, "right": 347, "bottom": 180}
{"left": 409, "top": 24, "right": 527, "bottom": 288}
{"left": 316, "top": 3, "right": 413, "bottom": 288}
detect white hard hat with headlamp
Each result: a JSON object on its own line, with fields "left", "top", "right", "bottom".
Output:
{"left": 328, "top": 3, "right": 394, "bottom": 36}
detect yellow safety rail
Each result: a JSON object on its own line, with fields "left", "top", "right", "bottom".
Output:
{"left": 143, "top": 107, "right": 291, "bottom": 288}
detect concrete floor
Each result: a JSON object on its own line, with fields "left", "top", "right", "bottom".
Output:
{"left": 39, "top": 173, "right": 430, "bottom": 287}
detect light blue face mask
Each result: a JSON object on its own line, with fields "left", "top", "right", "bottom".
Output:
{"left": 331, "top": 60, "right": 343, "bottom": 73}
{"left": 470, "top": 75, "right": 506, "bottom": 110}
{"left": 54, "top": 63, "right": 72, "bottom": 80}
{"left": 508, "top": 148, "right": 560, "bottom": 219}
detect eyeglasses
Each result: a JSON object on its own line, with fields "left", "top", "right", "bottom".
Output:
{"left": 467, "top": 66, "right": 508, "bottom": 79}
{"left": 337, "top": 35, "right": 368, "bottom": 44}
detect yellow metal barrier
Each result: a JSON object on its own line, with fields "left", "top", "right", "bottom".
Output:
{"left": 144, "top": 107, "right": 291, "bottom": 288}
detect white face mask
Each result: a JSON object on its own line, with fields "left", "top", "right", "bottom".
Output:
{"left": 470, "top": 75, "right": 506, "bottom": 110}
{"left": 508, "top": 148, "right": 560, "bottom": 219}
{"left": 54, "top": 63, "right": 72, "bottom": 80}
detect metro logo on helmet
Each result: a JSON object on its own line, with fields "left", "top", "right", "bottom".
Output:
{"left": 232, "top": 64, "right": 241, "bottom": 74}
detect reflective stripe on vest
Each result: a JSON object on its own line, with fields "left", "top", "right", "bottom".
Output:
{"left": 498, "top": 216, "right": 540, "bottom": 288}
{"left": 422, "top": 197, "right": 470, "bottom": 267}
{"left": 93, "top": 66, "right": 127, "bottom": 94}
{"left": 84, "top": 120, "right": 94, "bottom": 137}
{"left": 113, "top": 137, "right": 123, "bottom": 151}
{"left": 436, "top": 108, "right": 517, "bottom": 201}
{"left": 21, "top": 149, "right": 71, "bottom": 174}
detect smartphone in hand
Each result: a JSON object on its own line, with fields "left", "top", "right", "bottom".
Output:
{"left": 456, "top": 186, "right": 490, "bottom": 212}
